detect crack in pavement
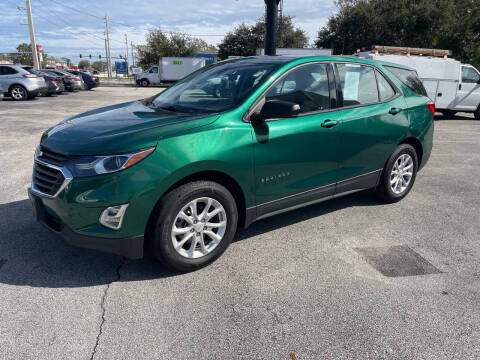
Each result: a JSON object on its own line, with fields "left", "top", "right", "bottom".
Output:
{"left": 89, "top": 257, "right": 126, "bottom": 360}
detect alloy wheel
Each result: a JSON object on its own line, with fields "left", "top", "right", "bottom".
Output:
{"left": 171, "top": 197, "right": 227, "bottom": 259}
{"left": 11, "top": 87, "right": 26, "bottom": 100}
{"left": 390, "top": 154, "right": 414, "bottom": 194}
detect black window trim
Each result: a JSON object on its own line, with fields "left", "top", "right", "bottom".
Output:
{"left": 243, "top": 61, "right": 338, "bottom": 123}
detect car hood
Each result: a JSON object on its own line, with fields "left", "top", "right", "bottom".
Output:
{"left": 41, "top": 100, "right": 219, "bottom": 155}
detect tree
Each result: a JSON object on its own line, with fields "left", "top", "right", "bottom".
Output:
{"left": 218, "top": 15, "right": 309, "bottom": 59}
{"left": 78, "top": 60, "right": 91, "bottom": 69}
{"left": 138, "top": 29, "right": 216, "bottom": 69}
{"left": 315, "top": 0, "right": 480, "bottom": 68}
{"left": 10, "top": 43, "right": 33, "bottom": 65}
{"left": 91, "top": 61, "right": 104, "bottom": 72}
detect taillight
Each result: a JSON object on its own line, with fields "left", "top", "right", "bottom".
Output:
{"left": 90, "top": 77, "right": 95, "bottom": 81}
{"left": 50, "top": 78, "right": 57, "bottom": 82}
{"left": 23, "top": 74, "right": 37, "bottom": 78}
{"left": 427, "top": 101, "right": 435, "bottom": 116}
{"left": 74, "top": 77, "right": 80, "bottom": 81}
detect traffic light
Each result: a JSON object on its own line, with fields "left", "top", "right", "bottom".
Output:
{"left": 79, "top": 54, "right": 82, "bottom": 58}
{"left": 89, "top": 54, "right": 92, "bottom": 59}
{"left": 99, "top": 55, "right": 102, "bottom": 59}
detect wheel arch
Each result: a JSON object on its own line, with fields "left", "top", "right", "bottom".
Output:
{"left": 8, "top": 83, "right": 27, "bottom": 93}
{"left": 399, "top": 136, "right": 423, "bottom": 166}
{"left": 144, "top": 170, "right": 248, "bottom": 255}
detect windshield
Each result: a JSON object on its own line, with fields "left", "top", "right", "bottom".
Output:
{"left": 148, "top": 61, "right": 280, "bottom": 114}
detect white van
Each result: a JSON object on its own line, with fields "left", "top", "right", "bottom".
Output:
{"left": 135, "top": 57, "right": 206, "bottom": 87}
{"left": 358, "top": 48, "right": 480, "bottom": 119}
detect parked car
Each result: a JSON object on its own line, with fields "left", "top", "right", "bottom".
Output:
{"left": 22, "top": 66, "right": 64, "bottom": 96}
{"left": 29, "top": 56, "right": 434, "bottom": 271}
{"left": 42, "top": 69, "right": 83, "bottom": 91}
{"left": 66, "top": 70, "right": 100, "bottom": 90}
{"left": 0, "top": 64, "right": 47, "bottom": 100}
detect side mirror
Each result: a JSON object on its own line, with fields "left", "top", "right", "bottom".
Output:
{"left": 250, "top": 100, "right": 301, "bottom": 124}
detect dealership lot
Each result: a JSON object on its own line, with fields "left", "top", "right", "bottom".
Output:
{"left": 0, "top": 87, "right": 479, "bottom": 359}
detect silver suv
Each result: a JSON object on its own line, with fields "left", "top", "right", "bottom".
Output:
{"left": 0, "top": 64, "right": 47, "bottom": 101}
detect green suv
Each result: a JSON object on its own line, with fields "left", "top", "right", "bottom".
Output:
{"left": 28, "top": 56, "right": 434, "bottom": 271}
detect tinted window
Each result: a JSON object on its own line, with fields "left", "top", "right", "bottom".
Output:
{"left": 385, "top": 66, "right": 427, "bottom": 96}
{"left": 0, "top": 66, "right": 18, "bottom": 75}
{"left": 265, "top": 63, "right": 330, "bottom": 114}
{"left": 336, "top": 63, "right": 378, "bottom": 106}
{"left": 376, "top": 71, "right": 396, "bottom": 101}
{"left": 461, "top": 66, "right": 480, "bottom": 83}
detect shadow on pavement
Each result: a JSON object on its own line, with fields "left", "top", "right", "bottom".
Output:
{"left": 0, "top": 191, "right": 379, "bottom": 288}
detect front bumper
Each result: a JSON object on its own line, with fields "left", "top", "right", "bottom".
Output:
{"left": 28, "top": 188, "right": 144, "bottom": 259}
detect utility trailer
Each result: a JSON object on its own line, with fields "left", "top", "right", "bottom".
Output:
{"left": 135, "top": 57, "right": 206, "bottom": 86}
{"left": 357, "top": 46, "right": 480, "bottom": 118}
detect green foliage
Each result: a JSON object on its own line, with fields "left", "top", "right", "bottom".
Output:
{"left": 315, "top": 0, "right": 480, "bottom": 67}
{"left": 138, "top": 29, "right": 215, "bottom": 69}
{"left": 78, "top": 60, "right": 91, "bottom": 69}
{"left": 91, "top": 61, "right": 104, "bottom": 72}
{"left": 218, "top": 15, "right": 309, "bottom": 59}
{"left": 10, "top": 43, "right": 33, "bottom": 65}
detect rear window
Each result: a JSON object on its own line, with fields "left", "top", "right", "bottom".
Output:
{"left": 384, "top": 66, "right": 427, "bottom": 97}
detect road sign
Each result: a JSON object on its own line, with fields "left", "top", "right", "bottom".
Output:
{"left": 115, "top": 61, "right": 127, "bottom": 74}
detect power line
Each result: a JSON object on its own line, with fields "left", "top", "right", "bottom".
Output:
{"left": 49, "top": 0, "right": 103, "bottom": 20}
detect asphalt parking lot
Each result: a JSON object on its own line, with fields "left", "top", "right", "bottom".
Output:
{"left": 0, "top": 87, "right": 479, "bottom": 359}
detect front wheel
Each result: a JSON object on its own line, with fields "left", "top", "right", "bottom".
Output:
{"left": 140, "top": 79, "right": 149, "bottom": 87}
{"left": 150, "top": 181, "right": 238, "bottom": 271}
{"left": 376, "top": 144, "right": 418, "bottom": 203}
{"left": 9, "top": 85, "right": 28, "bottom": 101}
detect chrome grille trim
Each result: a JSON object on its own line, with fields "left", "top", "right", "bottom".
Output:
{"left": 31, "top": 154, "right": 73, "bottom": 199}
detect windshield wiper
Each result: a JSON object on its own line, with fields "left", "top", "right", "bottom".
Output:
{"left": 159, "top": 105, "right": 180, "bottom": 113}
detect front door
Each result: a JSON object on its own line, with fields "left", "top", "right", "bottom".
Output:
{"left": 251, "top": 62, "right": 341, "bottom": 218}
{"left": 454, "top": 66, "right": 480, "bottom": 111}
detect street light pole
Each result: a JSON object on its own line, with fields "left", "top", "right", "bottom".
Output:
{"left": 104, "top": 14, "right": 112, "bottom": 77}
{"left": 124, "top": 33, "right": 129, "bottom": 75}
{"left": 26, "top": 0, "right": 39, "bottom": 69}
{"left": 264, "top": 0, "right": 280, "bottom": 56}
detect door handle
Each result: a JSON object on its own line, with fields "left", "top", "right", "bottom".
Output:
{"left": 321, "top": 119, "right": 339, "bottom": 128}
{"left": 389, "top": 107, "right": 403, "bottom": 115}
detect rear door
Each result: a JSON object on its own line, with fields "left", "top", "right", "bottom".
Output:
{"left": 333, "top": 63, "right": 409, "bottom": 193}
{"left": 0, "top": 66, "right": 18, "bottom": 92}
{"left": 454, "top": 66, "right": 480, "bottom": 111}
{"left": 251, "top": 62, "right": 342, "bottom": 216}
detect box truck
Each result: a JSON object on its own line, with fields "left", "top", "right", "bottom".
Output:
{"left": 135, "top": 57, "right": 206, "bottom": 86}
{"left": 357, "top": 46, "right": 480, "bottom": 118}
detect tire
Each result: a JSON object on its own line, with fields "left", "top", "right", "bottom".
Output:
{"left": 474, "top": 106, "right": 480, "bottom": 120}
{"left": 376, "top": 144, "right": 418, "bottom": 203}
{"left": 440, "top": 110, "right": 456, "bottom": 118}
{"left": 9, "top": 85, "right": 28, "bottom": 101}
{"left": 140, "top": 79, "right": 149, "bottom": 87}
{"left": 150, "top": 181, "right": 238, "bottom": 272}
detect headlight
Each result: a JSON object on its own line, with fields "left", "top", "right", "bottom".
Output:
{"left": 67, "top": 147, "right": 155, "bottom": 177}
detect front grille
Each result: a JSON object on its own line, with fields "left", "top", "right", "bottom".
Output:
{"left": 38, "top": 145, "right": 69, "bottom": 166}
{"left": 33, "top": 162, "right": 65, "bottom": 196}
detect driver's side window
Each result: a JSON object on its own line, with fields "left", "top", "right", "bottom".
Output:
{"left": 149, "top": 67, "right": 158, "bottom": 74}
{"left": 462, "top": 67, "right": 480, "bottom": 84}
{"left": 265, "top": 63, "right": 331, "bottom": 114}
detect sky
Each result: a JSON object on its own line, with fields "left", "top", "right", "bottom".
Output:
{"left": 0, "top": 0, "right": 337, "bottom": 65}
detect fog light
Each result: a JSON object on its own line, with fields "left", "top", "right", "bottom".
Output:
{"left": 100, "top": 204, "right": 129, "bottom": 230}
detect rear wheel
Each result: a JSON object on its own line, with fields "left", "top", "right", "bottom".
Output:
{"left": 376, "top": 144, "right": 418, "bottom": 203}
{"left": 440, "top": 109, "right": 456, "bottom": 118}
{"left": 150, "top": 181, "right": 238, "bottom": 271}
{"left": 9, "top": 85, "right": 28, "bottom": 101}
{"left": 474, "top": 106, "right": 480, "bottom": 120}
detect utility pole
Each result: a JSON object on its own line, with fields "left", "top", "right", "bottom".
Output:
{"left": 124, "top": 33, "right": 129, "bottom": 75}
{"left": 130, "top": 41, "right": 135, "bottom": 67}
{"left": 26, "top": 0, "right": 39, "bottom": 69}
{"left": 264, "top": 0, "right": 280, "bottom": 56}
{"left": 104, "top": 14, "right": 112, "bottom": 77}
